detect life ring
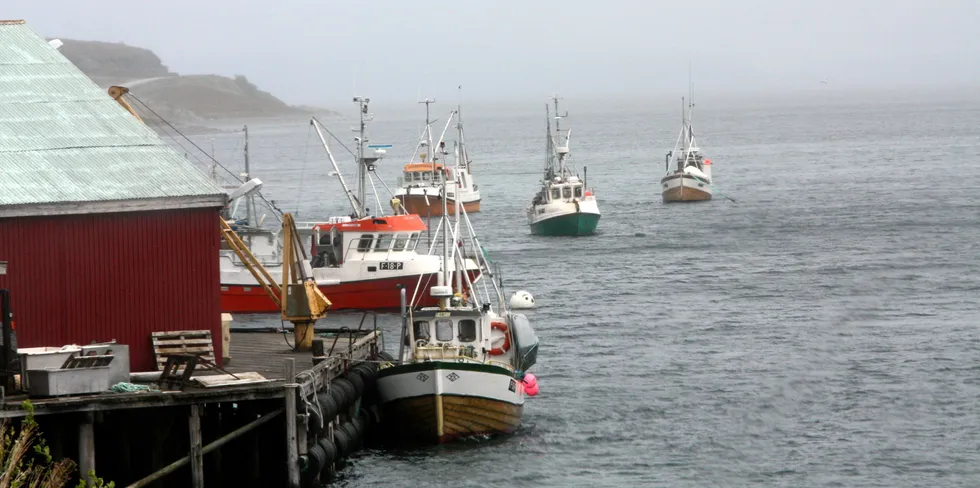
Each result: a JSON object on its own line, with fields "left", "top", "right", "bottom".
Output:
{"left": 488, "top": 321, "right": 511, "bottom": 355}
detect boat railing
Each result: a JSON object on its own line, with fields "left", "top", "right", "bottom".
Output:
{"left": 326, "top": 312, "right": 382, "bottom": 358}
{"left": 413, "top": 346, "right": 515, "bottom": 371}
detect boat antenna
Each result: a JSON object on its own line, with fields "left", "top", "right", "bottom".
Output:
{"left": 419, "top": 98, "right": 435, "bottom": 164}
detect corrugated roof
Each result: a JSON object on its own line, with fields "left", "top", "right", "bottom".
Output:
{"left": 0, "top": 21, "right": 226, "bottom": 213}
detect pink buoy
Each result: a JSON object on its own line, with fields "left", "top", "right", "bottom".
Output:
{"left": 522, "top": 373, "right": 537, "bottom": 388}
{"left": 525, "top": 383, "right": 539, "bottom": 396}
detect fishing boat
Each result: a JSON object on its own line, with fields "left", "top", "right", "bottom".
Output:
{"left": 660, "top": 97, "right": 713, "bottom": 202}
{"left": 377, "top": 170, "right": 539, "bottom": 445}
{"left": 526, "top": 96, "right": 600, "bottom": 236}
{"left": 219, "top": 97, "right": 481, "bottom": 313}
{"left": 395, "top": 99, "right": 480, "bottom": 217}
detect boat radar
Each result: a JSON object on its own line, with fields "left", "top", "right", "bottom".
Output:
{"left": 430, "top": 285, "right": 454, "bottom": 298}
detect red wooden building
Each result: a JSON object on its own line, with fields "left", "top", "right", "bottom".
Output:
{"left": 0, "top": 21, "right": 228, "bottom": 371}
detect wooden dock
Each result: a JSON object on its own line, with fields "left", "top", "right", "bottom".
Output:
{"left": 0, "top": 328, "right": 385, "bottom": 488}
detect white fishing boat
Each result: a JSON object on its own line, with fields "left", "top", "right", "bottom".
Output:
{"left": 661, "top": 96, "right": 713, "bottom": 202}
{"left": 526, "top": 96, "right": 600, "bottom": 236}
{"left": 395, "top": 99, "right": 481, "bottom": 217}
{"left": 377, "top": 167, "right": 539, "bottom": 444}
{"left": 219, "top": 97, "right": 481, "bottom": 313}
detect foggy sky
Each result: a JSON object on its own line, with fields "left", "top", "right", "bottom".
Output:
{"left": 9, "top": 0, "right": 979, "bottom": 106}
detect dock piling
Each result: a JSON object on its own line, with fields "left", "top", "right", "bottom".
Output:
{"left": 126, "top": 407, "right": 285, "bottom": 488}
{"left": 189, "top": 404, "right": 204, "bottom": 488}
{"left": 78, "top": 411, "right": 96, "bottom": 485}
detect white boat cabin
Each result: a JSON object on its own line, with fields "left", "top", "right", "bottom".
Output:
{"left": 532, "top": 176, "right": 589, "bottom": 206}
{"left": 309, "top": 214, "right": 428, "bottom": 268}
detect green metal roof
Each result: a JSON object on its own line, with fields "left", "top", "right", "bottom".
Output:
{"left": 0, "top": 20, "right": 226, "bottom": 216}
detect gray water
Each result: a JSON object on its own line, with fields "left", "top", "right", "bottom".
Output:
{"left": 183, "top": 88, "right": 980, "bottom": 487}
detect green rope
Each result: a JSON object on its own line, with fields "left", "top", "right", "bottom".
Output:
{"left": 481, "top": 245, "right": 494, "bottom": 264}
{"left": 687, "top": 174, "right": 737, "bottom": 203}
{"left": 111, "top": 382, "right": 152, "bottom": 393}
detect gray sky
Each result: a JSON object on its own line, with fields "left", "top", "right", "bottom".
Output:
{"left": 10, "top": 0, "right": 980, "bottom": 106}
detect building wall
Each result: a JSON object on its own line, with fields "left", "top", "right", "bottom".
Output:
{"left": 0, "top": 207, "right": 222, "bottom": 371}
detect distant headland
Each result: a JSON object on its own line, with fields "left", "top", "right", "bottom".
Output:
{"left": 54, "top": 39, "right": 337, "bottom": 126}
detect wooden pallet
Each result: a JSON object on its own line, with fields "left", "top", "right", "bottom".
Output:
{"left": 151, "top": 330, "right": 216, "bottom": 372}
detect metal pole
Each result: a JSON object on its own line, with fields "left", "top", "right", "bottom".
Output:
{"left": 126, "top": 408, "right": 285, "bottom": 488}
{"left": 397, "top": 286, "right": 407, "bottom": 362}
{"left": 284, "top": 359, "right": 300, "bottom": 488}
{"left": 0, "top": 290, "right": 10, "bottom": 373}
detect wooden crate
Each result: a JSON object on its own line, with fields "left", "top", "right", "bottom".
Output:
{"left": 151, "top": 330, "right": 216, "bottom": 371}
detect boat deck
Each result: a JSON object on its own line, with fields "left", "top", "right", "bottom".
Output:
{"left": 0, "top": 330, "right": 380, "bottom": 419}
{"left": 223, "top": 330, "right": 364, "bottom": 379}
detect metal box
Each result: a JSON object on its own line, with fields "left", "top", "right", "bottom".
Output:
{"left": 17, "top": 346, "right": 82, "bottom": 391}
{"left": 26, "top": 367, "right": 110, "bottom": 397}
{"left": 80, "top": 343, "right": 130, "bottom": 386}
{"left": 285, "top": 283, "right": 311, "bottom": 317}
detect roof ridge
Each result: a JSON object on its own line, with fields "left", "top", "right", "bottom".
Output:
{"left": 0, "top": 20, "right": 26, "bottom": 25}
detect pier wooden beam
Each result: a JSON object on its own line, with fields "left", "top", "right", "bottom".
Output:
{"left": 126, "top": 407, "right": 284, "bottom": 488}
{"left": 78, "top": 412, "right": 95, "bottom": 485}
{"left": 189, "top": 405, "right": 204, "bottom": 488}
{"left": 284, "top": 358, "right": 300, "bottom": 488}
{"left": 297, "top": 413, "right": 308, "bottom": 456}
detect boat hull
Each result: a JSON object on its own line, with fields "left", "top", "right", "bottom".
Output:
{"left": 377, "top": 362, "right": 524, "bottom": 444}
{"left": 661, "top": 173, "right": 712, "bottom": 202}
{"left": 527, "top": 198, "right": 600, "bottom": 236}
{"left": 398, "top": 194, "right": 481, "bottom": 216}
{"left": 221, "top": 272, "right": 457, "bottom": 313}
{"left": 530, "top": 212, "right": 600, "bottom": 236}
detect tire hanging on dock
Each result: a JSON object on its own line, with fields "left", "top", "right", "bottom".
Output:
{"left": 331, "top": 378, "right": 357, "bottom": 410}
{"left": 345, "top": 369, "right": 365, "bottom": 397}
{"left": 333, "top": 425, "right": 352, "bottom": 457}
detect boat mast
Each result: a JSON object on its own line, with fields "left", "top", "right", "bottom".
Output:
{"left": 681, "top": 97, "right": 689, "bottom": 160}
{"left": 453, "top": 159, "right": 464, "bottom": 299}
{"left": 550, "top": 95, "right": 569, "bottom": 178}
{"left": 243, "top": 125, "right": 256, "bottom": 226}
{"left": 439, "top": 164, "right": 451, "bottom": 308}
{"left": 544, "top": 103, "right": 555, "bottom": 181}
{"left": 353, "top": 96, "right": 370, "bottom": 218}
{"left": 420, "top": 98, "right": 435, "bottom": 176}
{"left": 311, "top": 118, "right": 362, "bottom": 217}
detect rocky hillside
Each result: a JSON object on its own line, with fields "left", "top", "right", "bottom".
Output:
{"left": 55, "top": 39, "right": 334, "bottom": 124}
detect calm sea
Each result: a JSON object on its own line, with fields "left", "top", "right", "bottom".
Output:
{"left": 176, "top": 88, "right": 980, "bottom": 487}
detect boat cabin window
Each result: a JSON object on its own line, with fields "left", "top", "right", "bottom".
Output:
{"left": 550, "top": 188, "right": 560, "bottom": 200}
{"left": 408, "top": 232, "right": 420, "bottom": 250}
{"left": 562, "top": 186, "right": 572, "bottom": 199}
{"left": 574, "top": 186, "right": 583, "bottom": 198}
{"left": 413, "top": 321, "right": 430, "bottom": 341}
{"left": 374, "top": 234, "right": 393, "bottom": 252}
{"left": 356, "top": 234, "right": 374, "bottom": 252}
{"left": 435, "top": 319, "right": 454, "bottom": 342}
{"left": 391, "top": 234, "right": 408, "bottom": 251}
{"left": 457, "top": 320, "right": 477, "bottom": 342}
{"left": 318, "top": 232, "right": 331, "bottom": 246}
{"left": 422, "top": 172, "right": 431, "bottom": 181}
{"left": 433, "top": 172, "right": 443, "bottom": 183}
{"left": 404, "top": 171, "right": 412, "bottom": 182}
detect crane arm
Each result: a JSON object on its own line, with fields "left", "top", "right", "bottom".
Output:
{"left": 108, "top": 85, "right": 143, "bottom": 123}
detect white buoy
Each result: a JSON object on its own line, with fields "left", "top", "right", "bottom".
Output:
{"left": 509, "top": 290, "right": 535, "bottom": 309}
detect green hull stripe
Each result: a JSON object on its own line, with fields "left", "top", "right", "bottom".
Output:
{"left": 530, "top": 211, "right": 600, "bottom": 236}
